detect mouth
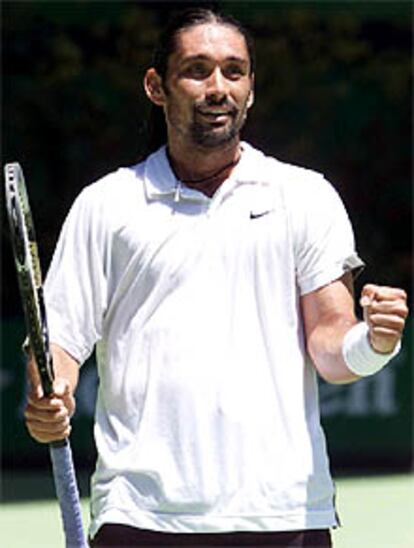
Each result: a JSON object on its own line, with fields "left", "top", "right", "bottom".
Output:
{"left": 196, "top": 109, "right": 235, "bottom": 125}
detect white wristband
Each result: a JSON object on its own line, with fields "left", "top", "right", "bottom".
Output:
{"left": 342, "top": 322, "right": 401, "bottom": 377}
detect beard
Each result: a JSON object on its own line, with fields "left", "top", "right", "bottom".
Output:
{"left": 190, "top": 117, "right": 242, "bottom": 148}
{"left": 190, "top": 98, "right": 249, "bottom": 149}
{"left": 165, "top": 93, "right": 251, "bottom": 150}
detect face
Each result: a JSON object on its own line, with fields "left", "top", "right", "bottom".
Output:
{"left": 146, "top": 23, "right": 254, "bottom": 150}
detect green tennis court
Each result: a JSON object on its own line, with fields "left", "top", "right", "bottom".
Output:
{"left": 332, "top": 473, "right": 414, "bottom": 548}
{"left": 1, "top": 472, "right": 413, "bottom": 547}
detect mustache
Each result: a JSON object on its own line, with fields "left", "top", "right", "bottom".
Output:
{"left": 194, "top": 98, "right": 238, "bottom": 114}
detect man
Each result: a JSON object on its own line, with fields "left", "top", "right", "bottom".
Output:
{"left": 25, "top": 8, "right": 408, "bottom": 548}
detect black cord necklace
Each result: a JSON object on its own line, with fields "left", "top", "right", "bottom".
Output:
{"left": 167, "top": 148, "right": 241, "bottom": 185}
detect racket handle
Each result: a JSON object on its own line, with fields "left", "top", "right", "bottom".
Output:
{"left": 49, "top": 440, "right": 88, "bottom": 547}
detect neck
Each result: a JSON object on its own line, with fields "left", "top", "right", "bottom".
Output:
{"left": 167, "top": 139, "right": 242, "bottom": 198}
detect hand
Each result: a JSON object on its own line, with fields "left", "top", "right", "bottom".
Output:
{"left": 360, "top": 284, "right": 409, "bottom": 354}
{"left": 24, "top": 378, "right": 76, "bottom": 443}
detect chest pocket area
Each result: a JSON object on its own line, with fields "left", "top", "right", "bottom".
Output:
{"left": 218, "top": 197, "right": 291, "bottom": 276}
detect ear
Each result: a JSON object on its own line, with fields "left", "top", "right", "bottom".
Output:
{"left": 247, "top": 88, "right": 254, "bottom": 109}
{"left": 144, "top": 68, "right": 166, "bottom": 106}
{"left": 247, "top": 74, "right": 255, "bottom": 109}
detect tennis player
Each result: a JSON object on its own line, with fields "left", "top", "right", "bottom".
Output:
{"left": 24, "top": 8, "right": 408, "bottom": 548}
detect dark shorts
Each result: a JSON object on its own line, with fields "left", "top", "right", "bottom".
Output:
{"left": 90, "top": 524, "right": 332, "bottom": 547}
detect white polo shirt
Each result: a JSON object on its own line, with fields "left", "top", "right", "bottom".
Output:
{"left": 44, "top": 142, "right": 363, "bottom": 538}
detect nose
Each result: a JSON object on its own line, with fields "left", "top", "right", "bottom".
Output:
{"left": 205, "top": 67, "right": 228, "bottom": 104}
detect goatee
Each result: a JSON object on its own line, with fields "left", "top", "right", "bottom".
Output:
{"left": 190, "top": 99, "right": 249, "bottom": 149}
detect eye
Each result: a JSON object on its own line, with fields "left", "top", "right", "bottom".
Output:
{"left": 223, "top": 64, "right": 246, "bottom": 80}
{"left": 183, "top": 62, "right": 210, "bottom": 79}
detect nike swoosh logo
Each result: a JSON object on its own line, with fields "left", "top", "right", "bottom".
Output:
{"left": 249, "top": 210, "right": 273, "bottom": 220}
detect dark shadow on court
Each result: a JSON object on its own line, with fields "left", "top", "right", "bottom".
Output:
{"left": 0, "top": 469, "right": 91, "bottom": 503}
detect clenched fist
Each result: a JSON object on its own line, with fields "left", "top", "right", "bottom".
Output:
{"left": 360, "top": 284, "right": 409, "bottom": 354}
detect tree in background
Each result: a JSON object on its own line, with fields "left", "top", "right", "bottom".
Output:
{"left": 2, "top": 1, "right": 412, "bottom": 315}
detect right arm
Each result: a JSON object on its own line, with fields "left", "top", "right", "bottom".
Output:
{"left": 24, "top": 344, "right": 79, "bottom": 444}
{"left": 25, "top": 183, "right": 108, "bottom": 443}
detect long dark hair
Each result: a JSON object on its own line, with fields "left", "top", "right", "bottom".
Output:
{"left": 146, "top": 7, "right": 255, "bottom": 155}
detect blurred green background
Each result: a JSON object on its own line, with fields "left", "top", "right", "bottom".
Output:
{"left": 2, "top": 0, "right": 412, "bottom": 479}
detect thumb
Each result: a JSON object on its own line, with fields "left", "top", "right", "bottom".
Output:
{"left": 52, "top": 377, "right": 71, "bottom": 397}
{"left": 360, "top": 284, "right": 378, "bottom": 307}
{"left": 52, "top": 378, "right": 76, "bottom": 418}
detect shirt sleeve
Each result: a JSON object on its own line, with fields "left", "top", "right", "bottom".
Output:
{"left": 291, "top": 173, "right": 364, "bottom": 296}
{"left": 44, "top": 185, "right": 108, "bottom": 364}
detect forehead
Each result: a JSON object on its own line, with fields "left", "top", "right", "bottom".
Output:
{"left": 173, "top": 23, "right": 250, "bottom": 64}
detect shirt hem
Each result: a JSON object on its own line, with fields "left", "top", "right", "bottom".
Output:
{"left": 89, "top": 507, "right": 339, "bottom": 539}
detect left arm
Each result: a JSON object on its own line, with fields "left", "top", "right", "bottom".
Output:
{"left": 301, "top": 273, "right": 408, "bottom": 384}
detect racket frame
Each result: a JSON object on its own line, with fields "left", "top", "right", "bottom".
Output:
{"left": 4, "top": 162, "right": 87, "bottom": 548}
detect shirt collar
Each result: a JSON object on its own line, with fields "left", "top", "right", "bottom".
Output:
{"left": 143, "top": 142, "right": 270, "bottom": 203}
{"left": 143, "top": 146, "right": 208, "bottom": 203}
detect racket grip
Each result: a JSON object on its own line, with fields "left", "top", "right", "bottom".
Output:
{"left": 49, "top": 440, "right": 88, "bottom": 548}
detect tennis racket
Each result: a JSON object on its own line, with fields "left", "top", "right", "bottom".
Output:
{"left": 4, "top": 162, "right": 87, "bottom": 548}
